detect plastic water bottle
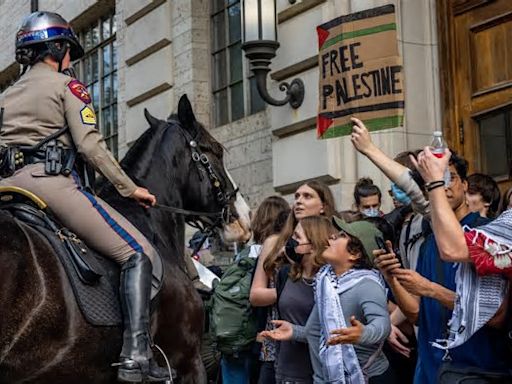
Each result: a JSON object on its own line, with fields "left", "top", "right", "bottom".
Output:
{"left": 431, "top": 131, "right": 446, "bottom": 158}
{"left": 430, "top": 131, "right": 451, "bottom": 186}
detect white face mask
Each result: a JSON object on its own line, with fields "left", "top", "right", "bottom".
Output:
{"left": 362, "top": 207, "right": 380, "bottom": 218}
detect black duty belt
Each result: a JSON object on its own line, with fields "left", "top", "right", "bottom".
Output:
{"left": 19, "top": 149, "right": 47, "bottom": 165}
{"left": 0, "top": 146, "right": 75, "bottom": 178}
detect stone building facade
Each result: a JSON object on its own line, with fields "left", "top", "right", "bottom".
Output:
{"left": 0, "top": 0, "right": 441, "bottom": 212}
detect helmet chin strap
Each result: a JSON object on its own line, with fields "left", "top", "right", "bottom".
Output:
{"left": 47, "top": 41, "right": 69, "bottom": 73}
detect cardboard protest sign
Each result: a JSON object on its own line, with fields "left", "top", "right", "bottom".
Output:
{"left": 317, "top": 4, "right": 404, "bottom": 139}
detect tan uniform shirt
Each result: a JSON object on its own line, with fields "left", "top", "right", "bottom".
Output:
{"left": 0, "top": 62, "right": 136, "bottom": 197}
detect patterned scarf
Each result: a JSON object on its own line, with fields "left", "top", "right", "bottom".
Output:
{"left": 464, "top": 208, "right": 512, "bottom": 269}
{"left": 315, "top": 265, "right": 385, "bottom": 383}
{"left": 432, "top": 210, "right": 512, "bottom": 352}
{"left": 432, "top": 261, "right": 507, "bottom": 352}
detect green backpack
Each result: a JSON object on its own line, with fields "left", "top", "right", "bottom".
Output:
{"left": 210, "top": 247, "right": 258, "bottom": 355}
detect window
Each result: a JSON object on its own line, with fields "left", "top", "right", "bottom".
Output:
{"left": 477, "top": 108, "right": 512, "bottom": 179}
{"left": 75, "top": 14, "right": 118, "bottom": 157}
{"left": 211, "top": 0, "right": 265, "bottom": 126}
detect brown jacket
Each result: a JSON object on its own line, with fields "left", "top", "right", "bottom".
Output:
{"left": 0, "top": 62, "right": 136, "bottom": 197}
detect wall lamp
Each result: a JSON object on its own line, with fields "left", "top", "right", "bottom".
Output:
{"left": 241, "top": 0, "right": 305, "bottom": 109}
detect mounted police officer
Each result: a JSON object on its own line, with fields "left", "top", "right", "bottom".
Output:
{"left": 0, "top": 12, "right": 169, "bottom": 383}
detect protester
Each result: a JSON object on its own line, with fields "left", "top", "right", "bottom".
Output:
{"left": 262, "top": 216, "right": 393, "bottom": 383}
{"left": 465, "top": 173, "right": 500, "bottom": 218}
{"left": 349, "top": 118, "right": 429, "bottom": 271}
{"left": 354, "top": 177, "right": 383, "bottom": 218}
{"left": 365, "top": 215, "right": 417, "bottom": 383}
{"left": 250, "top": 180, "right": 337, "bottom": 384}
{"left": 219, "top": 196, "right": 290, "bottom": 384}
{"left": 349, "top": 119, "right": 427, "bottom": 383}
{"left": 374, "top": 146, "right": 510, "bottom": 384}
{"left": 411, "top": 148, "right": 512, "bottom": 271}
{"left": 272, "top": 216, "right": 329, "bottom": 383}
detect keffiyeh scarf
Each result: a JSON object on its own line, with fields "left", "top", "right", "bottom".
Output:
{"left": 315, "top": 265, "right": 385, "bottom": 383}
{"left": 432, "top": 211, "right": 510, "bottom": 352}
{"left": 464, "top": 208, "right": 512, "bottom": 271}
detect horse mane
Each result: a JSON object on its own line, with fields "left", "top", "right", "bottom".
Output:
{"left": 119, "top": 123, "right": 168, "bottom": 174}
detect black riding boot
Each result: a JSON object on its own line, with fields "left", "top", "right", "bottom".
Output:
{"left": 117, "top": 252, "right": 169, "bottom": 383}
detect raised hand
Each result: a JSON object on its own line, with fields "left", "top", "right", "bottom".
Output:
{"left": 411, "top": 146, "right": 451, "bottom": 184}
{"left": 350, "top": 117, "right": 375, "bottom": 155}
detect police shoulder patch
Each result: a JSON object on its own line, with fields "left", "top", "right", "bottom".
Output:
{"left": 68, "top": 79, "right": 92, "bottom": 104}
{"left": 80, "top": 106, "right": 97, "bottom": 125}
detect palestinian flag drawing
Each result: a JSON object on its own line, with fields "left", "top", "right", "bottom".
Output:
{"left": 317, "top": 4, "right": 405, "bottom": 139}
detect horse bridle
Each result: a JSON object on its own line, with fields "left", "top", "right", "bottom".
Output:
{"left": 154, "top": 120, "right": 239, "bottom": 229}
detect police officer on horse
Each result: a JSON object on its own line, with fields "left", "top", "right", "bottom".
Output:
{"left": 0, "top": 11, "right": 169, "bottom": 383}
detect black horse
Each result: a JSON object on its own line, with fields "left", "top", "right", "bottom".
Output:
{"left": 0, "top": 95, "right": 252, "bottom": 383}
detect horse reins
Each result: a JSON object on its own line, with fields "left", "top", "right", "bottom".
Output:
{"left": 153, "top": 120, "right": 240, "bottom": 254}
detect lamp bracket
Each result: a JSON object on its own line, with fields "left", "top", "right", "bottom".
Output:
{"left": 242, "top": 40, "right": 305, "bottom": 109}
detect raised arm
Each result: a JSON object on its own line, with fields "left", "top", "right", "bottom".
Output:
{"left": 249, "top": 235, "right": 278, "bottom": 306}
{"left": 350, "top": 117, "right": 429, "bottom": 215}
{"left": 413, "top": 148, "right": 469, "bottom": 262}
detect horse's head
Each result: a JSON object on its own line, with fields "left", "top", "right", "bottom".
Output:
{"left": 143, "top": 95, "right": 252, "bottom": 243}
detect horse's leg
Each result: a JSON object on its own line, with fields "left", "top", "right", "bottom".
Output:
{"left": 179, "top": 355, "right": 207, "bottom": 384}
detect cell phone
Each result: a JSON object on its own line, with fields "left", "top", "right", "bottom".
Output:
{"left": 375, "top": 236, "right": 387, "bottom": 252}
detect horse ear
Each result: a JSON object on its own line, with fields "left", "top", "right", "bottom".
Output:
{"left": 177, "top": 94, "right": 197, "bottom": 133}
{"left": 144, "top": 108, "right": 160, "bottom": 128}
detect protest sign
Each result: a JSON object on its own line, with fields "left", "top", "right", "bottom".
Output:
{"left": 317, "top": 4, "right": 404, "bottom": 139}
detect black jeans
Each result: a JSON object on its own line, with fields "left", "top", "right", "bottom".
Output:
{"left": 438, "top": 363, "right": 512, "bottom": 384}
{"left": 369, "top": 366, "right": 398, "bottom": 384}
{"left": 257, "top": 361, "right": 276, "bottom": 384}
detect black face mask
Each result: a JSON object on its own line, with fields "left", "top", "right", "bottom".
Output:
{"left": 284, "top": 237, "right": 304, "bottom": 264}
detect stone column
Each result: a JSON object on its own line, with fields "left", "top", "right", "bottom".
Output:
{"left": 171, "top": 0, "right": 211, "bottom": 126}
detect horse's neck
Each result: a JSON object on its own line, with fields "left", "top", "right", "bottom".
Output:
{"left": 99, "top": 128, "right": 189, "bottom": 262}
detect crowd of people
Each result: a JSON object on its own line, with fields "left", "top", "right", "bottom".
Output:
{"left": 211, "top": 117, "right": 512, "bottom": 384}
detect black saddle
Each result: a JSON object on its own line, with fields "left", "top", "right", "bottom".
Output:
{"left": 0, "top": 187, "right": 123, "bottom": 326}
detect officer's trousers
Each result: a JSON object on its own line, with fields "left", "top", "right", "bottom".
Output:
{"left": 0, "top": 163, "right": 160, "bottom": 269}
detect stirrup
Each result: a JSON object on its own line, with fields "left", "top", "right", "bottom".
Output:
{"left": 113, "top": 354, "right": 173, "bottom": 383}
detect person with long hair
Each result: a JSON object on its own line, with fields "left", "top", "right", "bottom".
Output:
{"left": 220, "top": 196, "right": 290, "bottom": 384}
{"left": 272, "top": 216, "right": 334, "bottom": 383}
{"left": 262, "top": 216, "right": 393, "bottom": 383}
{"left": 250, "top": 181, "right": 337, "bottom": 384}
